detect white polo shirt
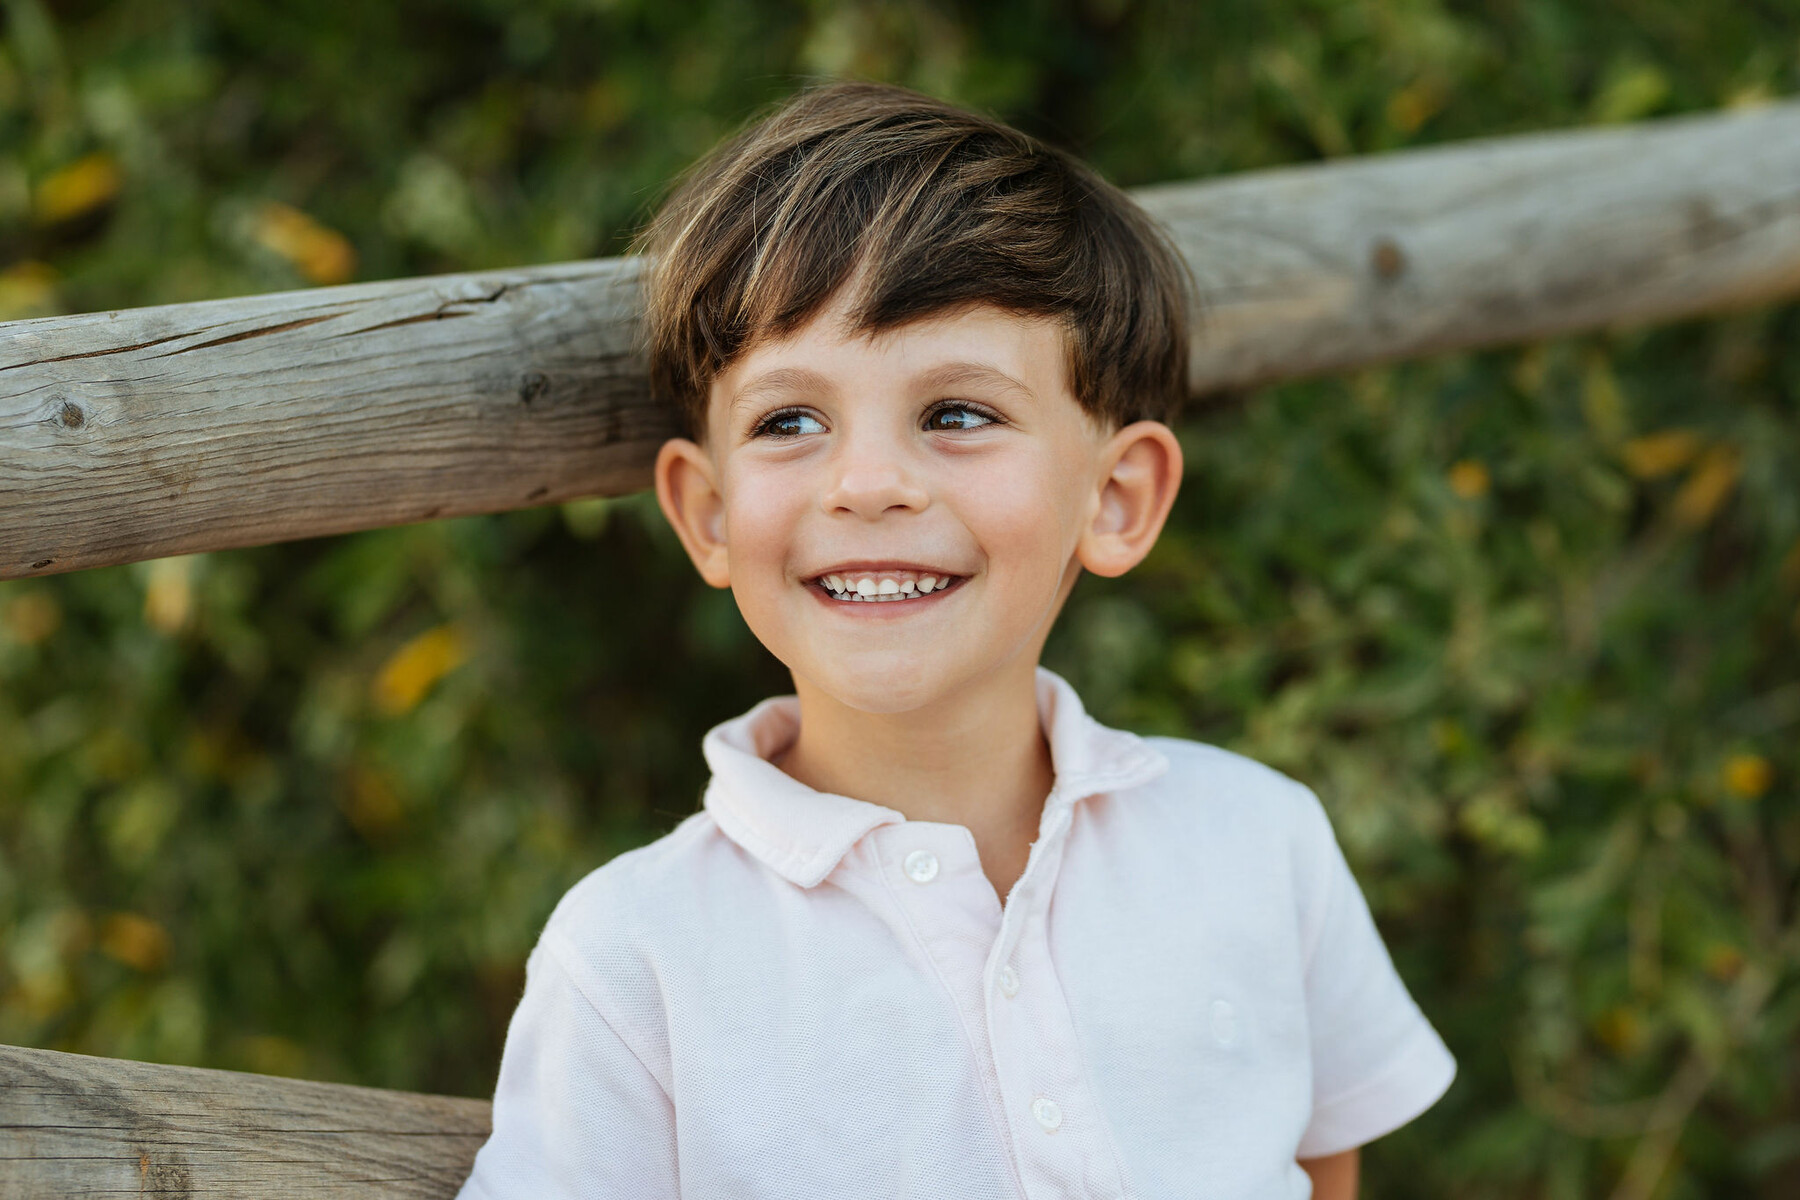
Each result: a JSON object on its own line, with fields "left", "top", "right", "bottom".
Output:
{"left": 459, "top": 668, "right": 1454, "bottom": 1200}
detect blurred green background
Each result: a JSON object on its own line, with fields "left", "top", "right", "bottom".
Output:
{"left": 3, "top": 1, "right": 1798, "bottom": 1196}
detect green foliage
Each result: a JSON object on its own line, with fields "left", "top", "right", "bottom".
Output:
{"left": 3, "top": 1, "right": 1799, "bottom": 1195}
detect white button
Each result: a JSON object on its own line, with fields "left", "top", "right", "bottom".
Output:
{"left": 998, "top": 964, "right": 1020, "bottom": 997}
{"left": 1031, "top": 1096, "right": 1062, "bottom": 1132}
{"left": 903, "top": 850, "right": 939, "bottom": 883}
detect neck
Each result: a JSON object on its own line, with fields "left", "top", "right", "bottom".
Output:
{"left": 775, "top": 659, "right": 1054, "bottom": 896}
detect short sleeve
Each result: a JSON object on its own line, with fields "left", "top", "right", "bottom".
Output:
{"left": 458, "top": 939, "right": 678, "bottom": 1200}
{"left": 1290, "top": 783, "right": 1455, "bottom": 1159}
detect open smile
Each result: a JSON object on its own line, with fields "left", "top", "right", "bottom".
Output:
{"left": 805, "top": 567, "right": 968, "bottom": 605}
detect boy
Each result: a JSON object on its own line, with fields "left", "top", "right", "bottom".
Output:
{"left": 458, "top": 81, "right": 1454, "bottom": 1199}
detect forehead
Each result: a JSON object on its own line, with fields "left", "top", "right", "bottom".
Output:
{"left": 709, "top": 300, "right": 1076, "bottom": 420}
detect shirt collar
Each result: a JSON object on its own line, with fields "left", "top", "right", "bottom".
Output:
{"left": 701, "top": 667, "right": 1170, "bottom": 888}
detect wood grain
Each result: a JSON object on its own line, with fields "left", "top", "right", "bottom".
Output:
{"left": 1134, "top": 101, "right": 1800, "bottom": 391}
{"left": 0, "top": 1043, "right": 490, "bottom": 1199}
{"left": 4, "top": 101, "right": 1798, "bottom": 579}
{"left": 1, "top": 259, "right": 665, "bottom": 579}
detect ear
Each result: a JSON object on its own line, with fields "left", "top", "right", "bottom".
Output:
{"left": 1076, "top": 420, "right": 1184, "bottom": 578}
{"left": 653, "top": 437, "right": 732, "bottom": 588}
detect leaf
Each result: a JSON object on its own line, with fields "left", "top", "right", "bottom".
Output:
{"left": 142, "top": 555, "right": 198, "bottom": 635}
{"left": 1592, "top": 63, "right": 1671, "bottom": 125}
{"left": 98, "top": 912, "right": 172, "bottom": 972}
{"left": 1581, "top": 354, "right": 1629, "bottom": 445}
{"left": 1620, "top": 430, "right": 1703, "bottom": 480}
{"left": 1449, "top": 459, "right": 1491, "bottom": 499}
{"left": 0, "top": 260, "right": 58, "bottom": 319}
{"left": 32, "top": 152, "right": 121, "bottom": 224}
{"left": 251, "top": 201, "right": 358, "bottom": 285}
{"left": 1, "top": 589, "right": 62, "bottom": 645}
{"left": 371, "top": 624, "right": 468, "bottom": 716}
{"left": 1670, "top": 445, "right": 1741, "bottom": 528}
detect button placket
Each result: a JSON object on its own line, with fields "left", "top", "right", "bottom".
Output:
{"left": 985, "top": 811, "right": 1134, "bottom": 1199}
{"left": 865, "top": 825, "right": 1023, "bottom": 1192}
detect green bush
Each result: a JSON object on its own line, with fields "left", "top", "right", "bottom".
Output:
{"left": 3, "top": 1, "right": 1798, "bottom": 1195}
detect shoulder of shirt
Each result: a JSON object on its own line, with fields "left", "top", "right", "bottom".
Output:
{"left": 537, "top": 809, "right": 725, "bottom": 946}
{"left": 1131, "top": 734, "right": 1329, "bottom": 832}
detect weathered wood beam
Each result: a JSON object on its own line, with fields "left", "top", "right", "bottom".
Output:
{"left": 4, "top": 101, "right": 1799, "bottom": 579}
{"left": 1136, "top": 101, "right": 1800, "bottom": 389}
{"left": 1, "top": 260, "right": 659, "bottom": 580}
{"left": 0, "top": 1043, "right": 489, "bottom": 1198}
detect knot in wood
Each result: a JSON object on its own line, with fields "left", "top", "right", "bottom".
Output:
{"left": 1370, "top": 236, "right": 1407, "bottom": 282}
{"left": 58, "top": 400, "right": 86, "bottom": 429}
{"left": 519, "top": 371, "right": 550, "bottom": 405}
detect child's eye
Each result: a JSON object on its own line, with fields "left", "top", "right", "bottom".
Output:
{"left": 923, "top": 403, "right": 1000, "bottom": 432}
{"left": 753, "top": 409, "right": 826, "bottom": 438}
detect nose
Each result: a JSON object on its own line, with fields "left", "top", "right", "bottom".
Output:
{"left": 820, "top": 440, "right": 930, "bottom": 520}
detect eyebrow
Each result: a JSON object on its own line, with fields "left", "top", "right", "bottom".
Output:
{"left": 728, "top": 367, "right": 835, "bottom": 418}
{"left": 727, "top": 359, "right": 1037, "bottom": 418}
{"left": 913, "top": 361, "right": 1036, "bottom": 402}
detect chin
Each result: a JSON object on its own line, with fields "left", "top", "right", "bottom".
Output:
{"left": 802, "top": 658, "right": 958, "bottom": 716}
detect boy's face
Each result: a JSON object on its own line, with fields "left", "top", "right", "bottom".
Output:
{"left": 654, "top": 295, "right": 1182, "bottom": 716}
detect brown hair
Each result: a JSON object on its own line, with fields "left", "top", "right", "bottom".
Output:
{"left": 634, "top": 80, "right": 1191, "bottom": 440}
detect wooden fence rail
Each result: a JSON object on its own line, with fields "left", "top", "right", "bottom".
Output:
{"left": 5, "top": 99, "right": 1800, "bottom": 1199}
{"left": 4, "top": 100, "right": 1799, "bottom": 581}
{"left": 0, "top": 1043, "right": 488, "bottom": 1198}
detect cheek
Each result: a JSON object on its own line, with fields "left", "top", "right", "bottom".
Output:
{"left": 959, "top": 452, "right": 1086, "bottom": 589}
{"left": 720, "top": 466, "right": 810, "bottom": 594}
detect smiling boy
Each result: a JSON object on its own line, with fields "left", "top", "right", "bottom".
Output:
{"left": 458, "top": 82, "right": 1454, "bottom": 1200}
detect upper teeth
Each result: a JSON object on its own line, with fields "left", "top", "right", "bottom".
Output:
{"left": 820, "top": 572, "right": 955, "bottom": 601}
